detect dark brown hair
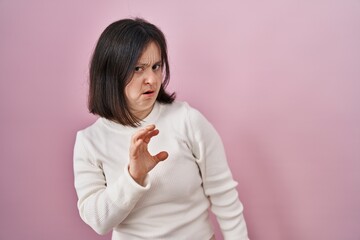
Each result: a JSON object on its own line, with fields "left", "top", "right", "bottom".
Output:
{"left": 88, "top": 18, "right": 175, "bottom": 127}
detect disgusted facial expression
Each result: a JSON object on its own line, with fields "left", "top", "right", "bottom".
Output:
{"left": 125, "top": 42, "right": 163, "bottom": 120}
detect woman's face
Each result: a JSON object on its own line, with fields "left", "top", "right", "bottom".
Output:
{"left": 125, "top": 42, "right": 163, "bottom": 120}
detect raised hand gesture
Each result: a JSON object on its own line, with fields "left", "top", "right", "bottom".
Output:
{"left": 128, "top": 124, "right": 168, "bottom": 186}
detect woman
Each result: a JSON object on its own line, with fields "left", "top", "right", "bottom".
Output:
{"left": 73, "top": 18, "right": 249, "bottom": 240}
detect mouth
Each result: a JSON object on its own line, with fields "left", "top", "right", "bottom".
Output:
{"left": 143, "top": 90, "right": 155, "bottom": 95}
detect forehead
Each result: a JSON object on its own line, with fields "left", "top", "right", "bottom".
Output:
{"left": 138, "top": 42, "right": 161, "bottom": 63}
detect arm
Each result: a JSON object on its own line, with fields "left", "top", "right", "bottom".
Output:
{"left": 187, "top": 107, "right": 249, "bottom": 240}
{"left": 73, "top": 131, "right": 149, "bottom": 235}
{"left": 73, "top": 125, "right": 167, "bottom": 235}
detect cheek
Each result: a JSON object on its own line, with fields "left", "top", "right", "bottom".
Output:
{"left": 124, "top": 85, "right": 133, "bottom": 101}
{"left": 125, "top": 81, "right": 138, "bottom": 98}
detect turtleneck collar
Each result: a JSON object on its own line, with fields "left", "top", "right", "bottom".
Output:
{"left": 100, "top": 101, "right": 162, "bottom": 133}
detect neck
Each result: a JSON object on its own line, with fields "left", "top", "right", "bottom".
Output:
{"left": 132, "top": 104, "right": 155, "bottom": 120}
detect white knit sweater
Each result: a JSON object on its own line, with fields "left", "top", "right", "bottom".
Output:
{"left": 73, "top": 101, "right": 248, "bottom": 240}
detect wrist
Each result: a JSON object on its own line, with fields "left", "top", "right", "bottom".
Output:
{"left": 128, "top": 166, "right": 146, "bottom": 186}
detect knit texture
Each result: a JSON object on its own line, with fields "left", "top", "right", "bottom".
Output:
{"left": 73, "top": 101, "right": 248, "bottom": 239}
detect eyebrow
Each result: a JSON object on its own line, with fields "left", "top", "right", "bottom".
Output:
{"left": 136, "top": 60, "right": 162, "bottom": 67}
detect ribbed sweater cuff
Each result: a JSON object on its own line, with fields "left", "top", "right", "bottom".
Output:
{"left": 106, "top": 166, "right": 151, "bottom": 208}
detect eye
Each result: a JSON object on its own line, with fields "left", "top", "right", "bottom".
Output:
{"left": 152, "top": 63, "right": 162, "bottom": 71}
{"left": 134, "top": 66, "right": 144, "bottom": 72}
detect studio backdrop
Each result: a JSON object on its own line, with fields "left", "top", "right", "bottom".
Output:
{"left": 0, "top": 0, "right": 359, "bottom": 239}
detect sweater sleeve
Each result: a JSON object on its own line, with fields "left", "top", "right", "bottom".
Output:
{"left": 73, "top": 131, "right": 150, "bottom": 235}
{"left": 186, "top": 107, "right": 249, "bottom": 240}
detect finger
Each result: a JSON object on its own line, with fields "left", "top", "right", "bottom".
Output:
{"left": 130, "top": 138, "right": 145, "bottom": 153}
{"left": 154, "top": 151, "right": 169, "bottom": 162}
{"left": 131, "top": 125, "right": 156, "bottom": 143}
{"left": 143, "top": 129, "right": 160, "bottom": 143}
{"left": 145, "top": 124, "right": 156, "bottom": 131}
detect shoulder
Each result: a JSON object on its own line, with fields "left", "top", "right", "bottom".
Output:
{"left": 158, "top": 101, "right": 204, "bottom": 125}
{"left": 172, "top": 101, "right": 208, "bottom": 125}
{"left": 160, "top": 101, "right": 211, "bottom": 132}
{"left": 76, "top": 118, "right": 107, "bottom": 142}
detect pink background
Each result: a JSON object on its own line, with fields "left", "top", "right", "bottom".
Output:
{"left": 1, "top": 1, "right": 359, "bottom": 239}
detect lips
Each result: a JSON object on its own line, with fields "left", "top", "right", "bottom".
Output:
{"left": 143, "top": 90, "right": 154, "bottom": 95}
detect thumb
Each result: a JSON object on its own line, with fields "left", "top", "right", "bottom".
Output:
{"left": 154, "top": 151, "right": 169, "bottom": 162}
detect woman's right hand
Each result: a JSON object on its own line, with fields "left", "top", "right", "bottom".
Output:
{"left": 128, "top": 124, "right": 168, "bottom": 186}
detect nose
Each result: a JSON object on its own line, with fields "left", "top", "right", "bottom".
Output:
{"left": 144, "top": 68, "right": 158, "bottom": 85}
